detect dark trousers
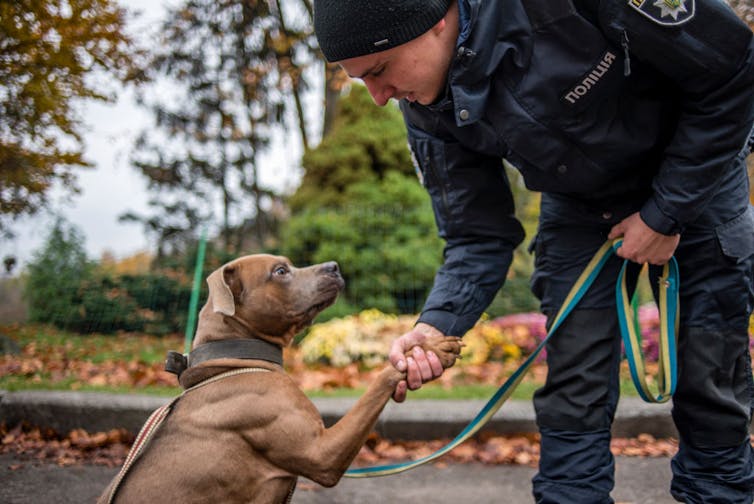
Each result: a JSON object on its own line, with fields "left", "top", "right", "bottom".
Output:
{"left": 529, "top": 191, "right": 754, "bottom": 503}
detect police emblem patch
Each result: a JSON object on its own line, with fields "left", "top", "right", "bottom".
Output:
{"left": 628, "top": 0, "right": 695, "bottom": 26}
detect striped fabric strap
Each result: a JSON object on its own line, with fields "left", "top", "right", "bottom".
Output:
{"left": 344, "top": 239, "right": 679, "bottom": 478}
{"left": 105, "top": 400, "right": 177, "bottom": 503}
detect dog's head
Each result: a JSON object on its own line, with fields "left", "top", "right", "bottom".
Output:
{"left": 195, "top": 254, "right": 344, "bottom": 348}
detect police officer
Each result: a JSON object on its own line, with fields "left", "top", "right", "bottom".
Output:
{"left": 314, "top": 0, "right": 754, "bottom": 501}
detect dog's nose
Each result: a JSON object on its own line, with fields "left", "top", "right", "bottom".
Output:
{"left": 321, "top": 261, "right": 340, "bottom": 275}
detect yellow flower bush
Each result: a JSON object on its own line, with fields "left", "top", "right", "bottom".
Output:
{"left": 460, "top": 315, "right": 539, "bottom": 365}
{"left": 300, "top": 309, "right": 546, "bottom": 368}
{"left": 300, "top": 309, "right": 414, "bottom": 368}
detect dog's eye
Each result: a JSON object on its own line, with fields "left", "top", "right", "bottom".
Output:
{"left": 273, "top": 266, "right": 289, "bottom": 276}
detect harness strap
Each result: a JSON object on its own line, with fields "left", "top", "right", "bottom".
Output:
{"left": 344, "top": 239, "right": 679, "bottom": 478}
{"left": 104, "top": 367, "right": 271, "bottom": 503}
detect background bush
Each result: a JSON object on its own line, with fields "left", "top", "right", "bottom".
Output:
{"left": 24, "top": 220, "right": 192, "bottom": 335}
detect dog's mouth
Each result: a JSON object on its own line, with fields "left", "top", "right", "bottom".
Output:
{"left": 301, "top": 277, "right": 343, "bottom": 320}
{"left": 307, "top": 287, "right": 340, "bottom": 315}
{"left": 308, "top": 300, "right": 332, "bottom": 316}
{"left": 292, "top": 269, "right": 345, "bottom": 328}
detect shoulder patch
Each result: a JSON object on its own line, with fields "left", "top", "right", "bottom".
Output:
{"left": 628, "top": 0, "right": 695, "bottom": 26}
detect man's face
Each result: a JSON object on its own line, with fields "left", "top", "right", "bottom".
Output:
{"left": 337, "top": 15, "right": 457, "bottom": 107}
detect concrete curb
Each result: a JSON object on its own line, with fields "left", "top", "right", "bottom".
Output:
{"left": 0, "top": 389, "right": 680, "bottom": 440}
{"left": 0, "top": 390, "right": 167, "bottom": 434}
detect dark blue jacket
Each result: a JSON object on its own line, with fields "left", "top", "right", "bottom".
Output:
{"left": 402, "top": 0, "right": 754, "bottom": 335}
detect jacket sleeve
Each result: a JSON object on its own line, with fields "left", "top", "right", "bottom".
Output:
{"left": 590, "top": 0, "right": 754, "bottom": 234}
{"left": 402, "top": 113, "right": 526, "bottom": 336}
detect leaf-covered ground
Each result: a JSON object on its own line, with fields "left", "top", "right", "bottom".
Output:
{"left": 1, "top": 421, "right": 682, "bottom": 470}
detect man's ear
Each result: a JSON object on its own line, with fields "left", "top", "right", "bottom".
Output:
{"left": 206, "top": 265, "right": 237, "bottom": 316}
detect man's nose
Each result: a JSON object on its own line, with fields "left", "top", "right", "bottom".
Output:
{"left": 363, "top": 78, "right": 392, "bottom": 106}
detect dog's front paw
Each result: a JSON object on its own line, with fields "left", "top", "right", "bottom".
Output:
{"left": 421, "top": 335, "right": 464, "bottom": 369}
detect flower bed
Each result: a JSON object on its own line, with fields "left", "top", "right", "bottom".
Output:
{"left": 301, "top": 308, "right": 754, "bottom": 369}
{"left": 301, "top": 309, "right": 549, "bottom": 369}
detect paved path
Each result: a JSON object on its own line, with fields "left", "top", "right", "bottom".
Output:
{"left": 0, "top": 453, "right": 676, "bottom": 503}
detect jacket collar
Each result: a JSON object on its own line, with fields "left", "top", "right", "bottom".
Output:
{"left": 424, "top": 0, "right": 533, "bottom": 126}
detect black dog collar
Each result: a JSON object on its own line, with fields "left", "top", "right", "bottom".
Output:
{"left": 165, "top": 339, "right": 283, "bottom": 378}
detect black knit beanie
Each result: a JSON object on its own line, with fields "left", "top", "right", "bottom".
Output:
{"left": 314, "top": 0, "right": 453, "bottom": 62}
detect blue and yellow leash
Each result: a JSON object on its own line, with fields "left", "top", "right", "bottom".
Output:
{"left": 617, "top": 247, "right": 679, "bottom": 402}
{"left": 344, "top": 239, "right": 679, "bottom": 478}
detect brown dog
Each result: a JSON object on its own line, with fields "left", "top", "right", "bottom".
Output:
{"left": 98, "top": 254, "right": 461, "bottom": 503}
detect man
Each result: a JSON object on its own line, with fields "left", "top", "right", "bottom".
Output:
{"left": 314, "top": 0, "right": 754, "bottom": 502}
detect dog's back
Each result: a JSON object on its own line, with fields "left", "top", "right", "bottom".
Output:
{"left": 101, "top": 366, "right": 306, "bottom": 503}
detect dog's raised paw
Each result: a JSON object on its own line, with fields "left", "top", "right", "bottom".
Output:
{"left": 424, "top": 336, "right": 464, "bottom": 369}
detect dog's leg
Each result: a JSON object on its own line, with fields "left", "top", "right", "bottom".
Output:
{"left": 261, "top": 335, "right": 462, "bottom": 487}
{"left": 304, "top": 365, "right": 405, "bottom": 485}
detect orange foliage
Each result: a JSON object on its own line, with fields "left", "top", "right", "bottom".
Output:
{"left": 99, "top": 250, "right": 153, "bottom": 276}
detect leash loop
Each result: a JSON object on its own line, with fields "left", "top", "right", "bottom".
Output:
{"left": 344, "top": 239, "right": 679, "bottom": 478}
{"left": 614, "top": 239, "right": 679, "bottom": 403}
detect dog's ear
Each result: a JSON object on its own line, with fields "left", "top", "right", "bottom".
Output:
{"left": 206, "top": 266, "right": 236, "bottom": 316}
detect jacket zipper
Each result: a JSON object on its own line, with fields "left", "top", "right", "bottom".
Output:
{"left": 424, "top": 154, "right": 451, "bottom": 220}
{"left": 621, "top": 30, "right": 632, "bottom": 77}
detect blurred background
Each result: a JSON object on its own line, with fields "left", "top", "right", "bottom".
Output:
{"left": 1, "top": 5, "right": 753, "bottom": 477}
{"left": 0, "top": 0, "right": 751, "bottom": 364}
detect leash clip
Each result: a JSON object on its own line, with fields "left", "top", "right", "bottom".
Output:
{"left": 165, "top": 351, "right": 188, "bottom": 377}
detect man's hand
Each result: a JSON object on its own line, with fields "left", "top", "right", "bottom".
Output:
{"left": 608, "top": 212, "right": 680, "bottom": 265}
{"left": 388, "top": 323, "right": 447, "bottom": 402}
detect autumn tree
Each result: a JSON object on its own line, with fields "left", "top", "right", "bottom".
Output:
{"left": 125, "top": 0, "right": 321, "bottom": 256}
{"left": 0, "top": 0, "right": 142, "bottom": 236}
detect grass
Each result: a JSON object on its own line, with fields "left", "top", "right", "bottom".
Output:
{"left": 306, "top": 382, "right": 538, "bottom": 400}
{"left": 0, "top": 375, "right": 535, "bottom": 400}
{"left": 307, "top": 378, "right": 644, "bottom": 400}
{"left": 0, "top": 376, "right": 180, "bottom": 397}
{"left": 0, "top": 371, "right": 537, "bottom": 400}
{"left": 0, "top": 373, "right": 646, "bottom": 401}
{"left": 13, "top": 327, "right": 181, "bottom": 364}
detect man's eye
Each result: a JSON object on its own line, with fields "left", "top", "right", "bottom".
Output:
{"left": 372, "top": 66, "right": 385, "bottom": 77}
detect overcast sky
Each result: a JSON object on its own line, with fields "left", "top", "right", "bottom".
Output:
{"left": 3, "top": 0, "right": 305, "bottom": 271}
